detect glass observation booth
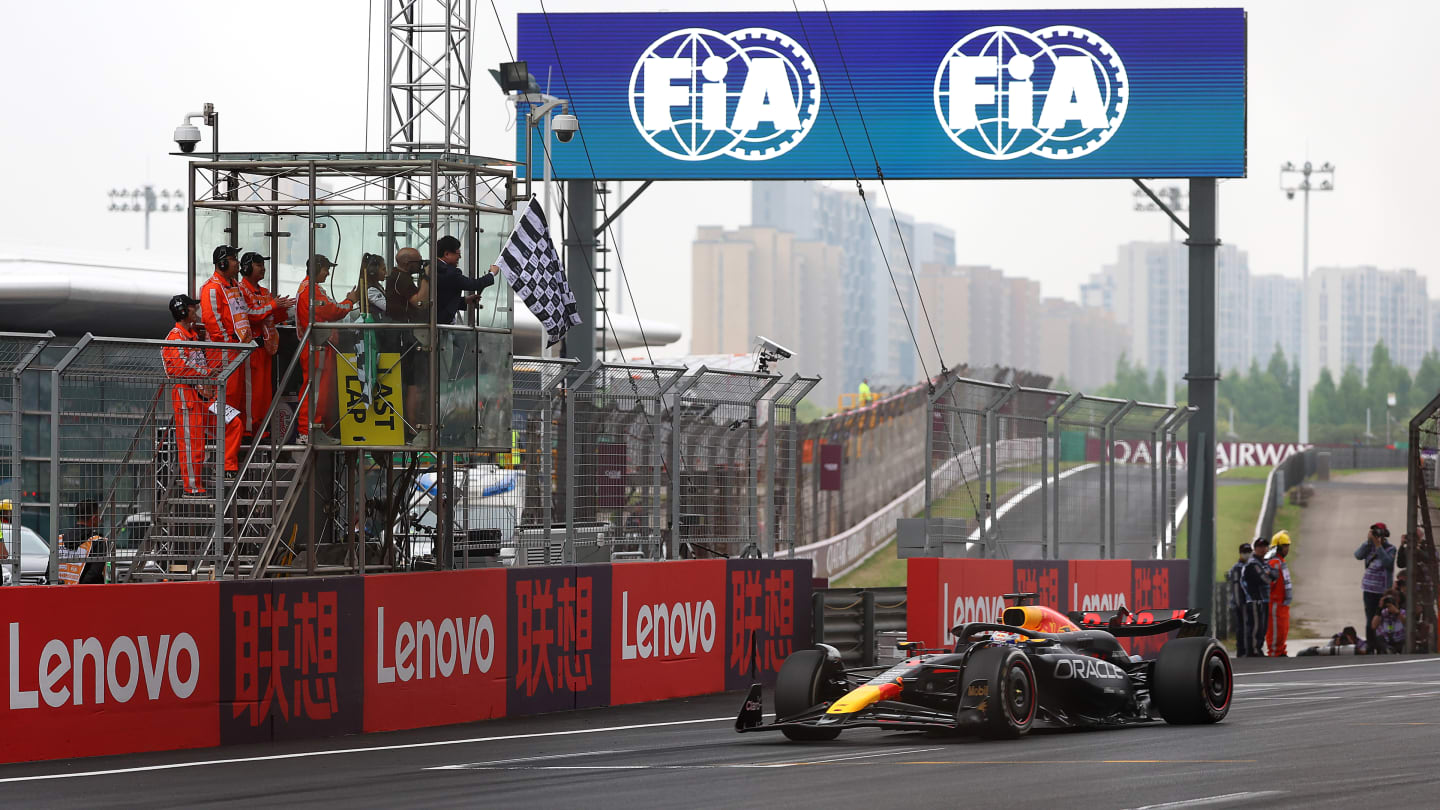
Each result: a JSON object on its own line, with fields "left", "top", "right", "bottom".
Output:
{"left": 184, "top": 152, "right": 519, "bottom": 574}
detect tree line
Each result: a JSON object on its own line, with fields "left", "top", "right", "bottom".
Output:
{"left": 1074, "top": 342, "right": 1440, "bottom": 444}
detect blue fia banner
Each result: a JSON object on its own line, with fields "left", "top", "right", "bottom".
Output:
{"left": 516, "top": 9, "right": 1245, "bottom": 180}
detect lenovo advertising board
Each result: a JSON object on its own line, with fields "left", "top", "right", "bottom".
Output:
{"left": 517, "top": 8, "right": 1246, "bottom": 180}
{"left": 724, "top": 559, "right": 813, "bottom": 690}
{"left": 506, "top": 565, "right": 613, "bottom": 716}
{"left": 0, "top": 582, "right": 220, "bottom": 763}
{"left": 219, "top": 578, "right": 365, "bottom": 745}
{"left": 364, "top": 570, "right": 507, "bottom": 733}
{"left": 611, "top": 560, "right": 726, "bottom": 705}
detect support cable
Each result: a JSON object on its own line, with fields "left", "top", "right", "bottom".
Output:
{"left": 791, "top": 1, "right": 986, "bottom": 535}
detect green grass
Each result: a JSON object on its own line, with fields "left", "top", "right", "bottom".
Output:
{"left": 1333, "top": 467, "right": 1405, "bottom": 477}
{"left": 1176, "top": 481, "right": 1267, "bottom": 583}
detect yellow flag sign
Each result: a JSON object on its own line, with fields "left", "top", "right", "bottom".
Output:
{"left": 337, "top": 352, "right": 406, "bottom": 445}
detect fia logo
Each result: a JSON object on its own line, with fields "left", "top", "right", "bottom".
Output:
{"left": 933, "top": 25, "right": 1127, "bottom": 160}
{"left": 629, "top": 28, "right": 821, "bottom": 161}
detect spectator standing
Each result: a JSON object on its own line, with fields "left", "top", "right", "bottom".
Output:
{"left": 237, "top": 253, "right": 292, "bottom": 440}
{"left": 1266, "top": 531, "right": 1294, "bottom": 656}
{"left": 1355, "top": 522, "right": 1397, "bottom": 654}
{"left": 163, "top": 294, "right": 242, "bottom": 495}
{"left": 198, "top": 246, "right": 252, "bottom": 478}
{"left": 431, "top": 235, "right": 496, "bottom": 325}
{"left": 1241, "top": 537, "right": 1274, "bottom": 657}
{"left": 1227, "top": 543, "right": 1253, "bottom": 656}
{"left": 858, "top": 378, "right": 872, "bottom": 404}
{"left": 295, "top": 256, "right": 357, "bottom": 443}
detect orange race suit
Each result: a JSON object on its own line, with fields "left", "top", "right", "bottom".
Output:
{"left": 1267, "top": 554, "right": 1293, "bottom": 656}
{"left": 198, "top": 270, "right": 253, "bottom": 459}
{"left": 163, "top": 322, "right": 243, "bottom": 491}
{"left": 240, "top": 276, "right": 287, "bottom": 437}
{"left": 295, "top": 278, "right": 353, "bottom": 439}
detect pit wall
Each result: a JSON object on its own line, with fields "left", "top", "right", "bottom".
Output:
{"left": 907, "top": 558, "right": 1191, "bottom": 658}
{"left": 0, "top": 559, "right": 812, "bottom": 764}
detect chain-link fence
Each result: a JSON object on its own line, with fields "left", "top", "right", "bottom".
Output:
{"left": 49, "top": 335, "right": 249, "bottom": 583}
{"left": 672, "top": 368, "right": 777, "bottom": 557}
{"left": 763, "top": 375, "right": 820, "bottom": 557}
{"left": 1406, "top": 393, "right": 1440, "bottom": 653}
{"left": 1, "top": 332, "right": 52, "bottom": 585}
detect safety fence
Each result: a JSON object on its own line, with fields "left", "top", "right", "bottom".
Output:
{"left": 0, "top": 557, "right": 811, "bottom": 764}
{"left": 923, "top": 371, "right": 1194, "bottom": 561}
{"left": 1406, "top": 393, "right": 1440, "bottom": 653}
{"left": 3, "top": 328, "right": 824, "bottom": 580}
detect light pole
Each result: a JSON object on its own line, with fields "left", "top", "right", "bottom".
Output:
{"left": 495, "top": 61, "right": 580, "bottom": 359}
{"left": 107, "top": 186, "right": 184, "bottom": 250}
{"left": 1134, "top": 186, "right": 1187, "bottom": 406}
{"left": 1280, "top": 160, "right": 1335, "bottom": 444}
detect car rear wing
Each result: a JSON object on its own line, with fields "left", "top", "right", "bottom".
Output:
{"left": 1066, "top": 607, "right": 1210, "bottom": 638}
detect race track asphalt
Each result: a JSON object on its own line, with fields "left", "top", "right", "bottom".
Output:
{"left": 994, "top": 463, "right": 1171, "bottom": 560}
{"left": 3, "top": 654, "right": 1436, "bottom": 809}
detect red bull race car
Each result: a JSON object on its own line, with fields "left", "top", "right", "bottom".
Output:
{"left": 736, "top": 593, "right": 1231, "bottom": 740}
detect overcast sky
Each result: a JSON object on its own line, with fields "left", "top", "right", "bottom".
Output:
{"left": 3, "top": 0, "right": 1436, "bottom": 353}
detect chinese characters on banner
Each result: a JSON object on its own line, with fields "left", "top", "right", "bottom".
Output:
{"left": 220, "top": 578, "right": 363, "bottom": 744}
{"left": 506, "top": 565, "right": 612, "bottom": 715}
{"left": 724, "top": 560, "right": 813, "bottom": 690}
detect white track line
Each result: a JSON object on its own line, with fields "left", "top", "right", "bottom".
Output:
{"left": 1235, "top": 658, "right": 1440, "bottom": 677}
{"left": 1125, "top": 791, "right": 1283, "bottom": 810}
{"left": 0, "top": 715, "right": 753, "bottom": 784}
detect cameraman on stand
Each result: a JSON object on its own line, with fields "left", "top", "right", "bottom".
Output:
{"left": 386, "top": 247, "right": 431, "bottom": 438}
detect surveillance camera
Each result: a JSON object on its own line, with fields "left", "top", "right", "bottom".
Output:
{"left": 758, "top": 335, "right": 794, "bottom": 360}
{"left": 553, "top": 114, "right": 579, "bottom": 143}
{"left": 174, "top": 124, "right": 202, "bottom": 154}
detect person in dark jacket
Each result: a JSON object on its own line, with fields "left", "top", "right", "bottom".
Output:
{"left": 1355, "top": 522, "right": 1397, "bottom": 654}
{"left": 1241, "top": 537, "right": 1274, "bottom": 657}
{"left": 431, "top": 235, "right": 497, "bottom": 325}
{"left": 1227, "top": 543, "right": 1253, "bottom": 656}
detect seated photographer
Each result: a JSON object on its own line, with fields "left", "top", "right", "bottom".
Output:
{"left": 1297, "top": 626, "right": 1364, "bottom": 656}
{"left": 1371, "top": 595, "right": 1406, "bottom": 654}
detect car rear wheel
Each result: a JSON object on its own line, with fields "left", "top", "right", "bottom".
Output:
{"left": 774, "top": 649, "right": 841, "bottom": 741}
{"left": 1151, "top": 637, "right": 1232, "bottom": 724}
{"left": 967, "top": 647, "right": 1037, "bottom": 739}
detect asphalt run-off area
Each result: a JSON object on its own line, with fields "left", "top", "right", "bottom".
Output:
{"left": 2, "top": 655, "right": 1435, "bottom": 809}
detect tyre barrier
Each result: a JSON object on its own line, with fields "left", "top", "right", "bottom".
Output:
{"left": 0, "top": 558, "right": 812, "bottom": 763}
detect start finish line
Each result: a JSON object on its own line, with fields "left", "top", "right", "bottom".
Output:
{"left": 518, "top": 7, "right": 1246, "bottom": 180}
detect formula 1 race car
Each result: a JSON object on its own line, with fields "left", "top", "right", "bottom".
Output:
{"left": 736, "top": 594, "right": 1231, "bottom": 740}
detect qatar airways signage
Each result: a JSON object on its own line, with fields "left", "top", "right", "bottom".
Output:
{"left": 517, "top": 9, "right": 1245, "bottom": 179}
{"left": 1105, "top": 440, "right": 1311, "bottom": 468}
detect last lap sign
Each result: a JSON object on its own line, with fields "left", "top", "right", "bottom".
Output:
{"left": 337, "top": 352, "right": 405, "bottom": 446}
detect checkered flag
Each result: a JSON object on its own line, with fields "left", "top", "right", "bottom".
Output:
{"left": 496, "top": 198, "right": 582, "bottom": 347}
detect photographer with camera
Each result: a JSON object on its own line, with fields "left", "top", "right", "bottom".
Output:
{"left": 1355, "top": 522, "right": 1398, "bottom": 654}
{"left": 386, "top": 247, "right": 431, "bottom": 437}
{"left": 1371, "top": 593, "right": 1406, "bottom": 654}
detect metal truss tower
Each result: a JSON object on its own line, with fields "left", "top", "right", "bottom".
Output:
{"left": 385, "top": 0, "right": 473, "bottom": 153}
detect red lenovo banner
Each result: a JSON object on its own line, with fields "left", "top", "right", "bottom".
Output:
{"left": 907, "top": 558, "right": 1192, "bottom": 651}
{"left": 610, "top": 560, "right": 726, "bottom": 705}
{"left": 506, "top": 565, "right": 613, "bottom": 716}
{"left": 724, "top": 559, "right": 813, "bottom": 690}
{"left": 0, "top": 582, "right": 219, "bottom": 763}
{"left": 364, "top": 570, "right": 507, "bottom": 733}
{"left": 219, "top": 578, "right": 364, "bottom": 745}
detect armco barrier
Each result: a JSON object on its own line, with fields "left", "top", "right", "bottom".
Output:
{"left": 0, "top": 558, "right": 810, "bottom": 764}
{"left": 907, "top": 558, "right": 1189, "bottom": 659}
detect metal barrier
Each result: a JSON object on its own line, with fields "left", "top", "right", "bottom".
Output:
{"left": 810, "top": 586, "right": 907, "bottom": 666}
{"left": 1, "top": 332, "right": 53, "bottom": 585}
{"left": 567, "top": 362, "right": 686, "bottom": 562}
{"left": 49, "top": 334, "right": 249, "bottom": 583}
{"left": 1405, "top": 395, "right": 1440, "bottom": 653}
{"left": 763, "top": 375, "right": 820, "bottom": 557}
{"left": 672, "top": 367, "right": 777, "bottom": 557}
